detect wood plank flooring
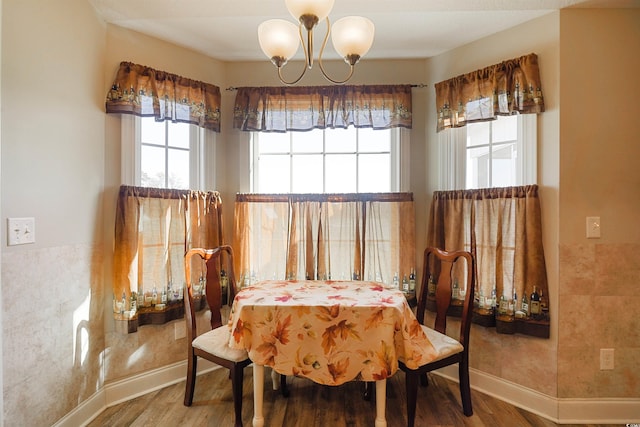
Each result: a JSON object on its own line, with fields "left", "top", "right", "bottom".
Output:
{"left": 88, "top": 367, "right": 617, "bottom": 427}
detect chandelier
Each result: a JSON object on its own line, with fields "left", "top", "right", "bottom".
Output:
{"left": 257, "top": 0, "right": 375, "bottom": 85}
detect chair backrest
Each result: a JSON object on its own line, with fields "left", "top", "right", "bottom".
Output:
{"left": 184, "top": 246, "right": 237, "bottom": 341}
{"left": 416, "top": 247, "right": 475, "bottom": 349}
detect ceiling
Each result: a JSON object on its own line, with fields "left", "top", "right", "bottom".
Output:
{"left": 89, "top": 0, "right": 640, "bottom": 62}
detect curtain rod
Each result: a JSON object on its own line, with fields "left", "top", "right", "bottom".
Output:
{"left": 225, "top": 84, "right": 426, "bottom": 91}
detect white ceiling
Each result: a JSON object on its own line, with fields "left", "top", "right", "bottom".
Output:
{"left": 89, "top": 0, "right": 640, "bottom": 62}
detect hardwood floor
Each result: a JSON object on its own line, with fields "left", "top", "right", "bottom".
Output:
{"left": 88, "top": 367, "right": 616, "bottom": 427}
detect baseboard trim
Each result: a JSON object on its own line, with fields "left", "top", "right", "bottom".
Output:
{"left": 433, "top": 365, "right": 640, "bottom": 424}
{"left": 53, "top": 359, "right": 220, "bottom": 427}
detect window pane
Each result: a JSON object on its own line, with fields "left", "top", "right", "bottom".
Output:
{"left": 141, "top": 118, "right": 165, "bottom": 145}
{"left": 168, "top": 122, "right": 190, "bottom": 149}
{"left": 292, "top": 154, "right": 323, "bottom": 192}
{"left": 325, "top": 154, "right": 356, "bottom": 193}
{"left": 167, "top": 148, "right": 189, "bottom": 189}
{"left": 258, "top": 133, "right": 290, "bottom": 154}
{"left": 492, "top": 142, "right": 516, "bottom": 188}
{"left": 141, "top": 145, "right": 166, "bottom": 187}
{"left": 493, "top": 115, "right": 517, "bottom": 143}
{"left": 466, "top": 146, "right": 490, "bottom": 189}
{"left": 359, "top": 128, "right": 390, "bottom": 152}
{"left": 292, "top": 129, "right": 323, "bottom": 153}
{"left": 467, "top": 121, "right": 490, "bottom": 147}
{"left": 359, "top": 153, "right": 390, "bottom": 192}
{"left": 325, "top": 127, "right": 356, "bottom": 153}
{"left": 259, "top": 155, "right": 290, "bottom": 192}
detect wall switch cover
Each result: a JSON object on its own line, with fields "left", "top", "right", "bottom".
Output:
{"left": 7, "top": 217, "right": 36, "bottom": 245}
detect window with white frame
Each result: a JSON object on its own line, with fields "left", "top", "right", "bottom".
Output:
{"left": 438, "top": 114, "right": 536, "bottom": 190}
{"left": 251, "top": 127, "right": 407, "bottom": 193}
{"left": 120, "top": 115, "right": 216, "bottom": 190}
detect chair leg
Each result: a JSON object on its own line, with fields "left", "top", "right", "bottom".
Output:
{"left": 230, "top": 364, "right": 244, "bottom": 427}
{"left": 280, "top": 374, "right": 290, "bottom": 397}
{"left": 420, "top": 372, "right": 428, "bottom": 387}
{"left": 459, "top": 359, "right": 473, "bottom": 416}
{"left": 184, "top": 353, "right": 197, "bottom": 406}
{"left": 405, "top": 371, "right": 419, "bottom": 427}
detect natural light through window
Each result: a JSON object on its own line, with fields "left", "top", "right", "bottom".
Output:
{"left": 253, "top": 127, "right": 394, "bottom": 193}
{"left": 140, "top": 118, "right": 190, "bottom": 189}
{"left": 466, "top": 115, "right": 518, "bottom": 189}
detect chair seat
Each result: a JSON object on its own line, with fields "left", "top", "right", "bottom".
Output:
{"left": 421, "top": 325, "right": 464, "bottom": 363}
{"left": 192, "top": 326, "right": 248, "bottom": 362}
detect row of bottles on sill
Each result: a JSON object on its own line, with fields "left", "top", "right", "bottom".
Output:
{"left": 426, "top": 275, "right": 549, "bottom": 321}
{"left": 392, "top": 268, "right": 417, "bottom": 294}
{"left": 112, "top": 270, "right": 232, "bottom": 317}
{"left": 497, "top": 286, "right": 548, "bottom": 321}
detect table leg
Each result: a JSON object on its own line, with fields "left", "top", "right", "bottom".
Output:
{"left": 253, "top": 364, "right": 265, "bottom": 427}
{"left": 375, "top": 379, "right": 387, "bottom": 427}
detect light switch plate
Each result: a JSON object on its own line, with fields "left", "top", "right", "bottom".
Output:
{"left": 7, "top": 217, "right": 36, "bottom": 245}
{"left": 586, "top": 216, "right": 601, "bottom": 239}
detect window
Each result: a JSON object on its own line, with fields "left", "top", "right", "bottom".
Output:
{"left": 121, "top": 115, "right": 216, "bottom": 190}
{"left": 251, "top": 127, "right": 406, "bottom": 193}
{"left": 438, "top": 114, "right": 536, "bottom": 190}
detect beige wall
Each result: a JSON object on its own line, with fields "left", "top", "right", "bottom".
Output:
{"left": 1, "top": 0, "right": 107, "bottom": 425}
{"left": 425, "top": 12, "right": 561, "bottom": 397}
{"left": 557, "top": 8, "right": 640, "bottom": 399}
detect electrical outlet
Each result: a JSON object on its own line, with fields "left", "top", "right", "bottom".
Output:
{"left": 174, "top": 321, "right": 186, "bottom": 340}
{"left": 600, "top": 348, "right": 614, "bottom": 370}
{"left": 7, "top": 217, "right": 36, "bottom": 245}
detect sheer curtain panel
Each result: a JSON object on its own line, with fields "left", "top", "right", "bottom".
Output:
{"left": 113, "top": 186, "right": 225, "bottom": 331}
{"left": 233, "top": 193, "right": 415, "bottom": 287}
{"left": 426, "top": 185, "right": 549, "bottom": 337}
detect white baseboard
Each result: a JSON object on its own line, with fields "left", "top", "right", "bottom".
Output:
{"left": 53, "top": 359, "right": 220, "bottom": 427}
{"left": 434, "top": 365, "right": 640, "bottom": 424}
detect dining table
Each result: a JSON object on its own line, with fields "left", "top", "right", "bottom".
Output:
{"left": 227, "top": 279, "right": 437, "bottom": 427}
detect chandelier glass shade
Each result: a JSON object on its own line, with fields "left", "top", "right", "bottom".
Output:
{"left": 258, "top": 0, "right": 375, "bottom": 84}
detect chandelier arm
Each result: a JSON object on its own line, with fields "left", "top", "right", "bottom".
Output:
{"left": 317, "top": 18, "right": 354, "bottom": 85}
{"left": 278, "top": 62, "right": 308, "bottom": 85}
{"left": 300, "top": 23, "right": 312, "bottom": 69}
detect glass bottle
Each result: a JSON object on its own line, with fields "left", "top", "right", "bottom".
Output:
{"left": 120, "top": 292, "right": 126, "bottom": 314}
{"left": 540, "top": 288, "right": 548, "bottom": 314}
{"left": 428, "top": 274, "right": 436, "bottom": 295}
{"left": 137, "top": 288, "right": 145, "bottom": 308}
{"left": 409, "top": 268, "right": 416, "bottom": 292}
{"left": 521, "top": 292, "right": 529, "bottom": 317}
{"left": 151, "top": 285, "right": 158, "bottom": 306}
{"left": 452, "top": 279, "right": 460, "bottom": 300}
{"left": 393, "top": 272, "right": 399, "bottom": 290}
{"left": 402, "top": 275, "right": 409, "bottom": 293}
{"left": 530, "top": 286, "right": 541, "bottom": 317}
{"left": 130, "top": 292, "right": 137, "bottom": 316}
{"left": 498, "top": 294, "right": 508, "bottom": 315}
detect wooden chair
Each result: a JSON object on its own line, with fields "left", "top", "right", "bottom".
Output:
{"left": 399, "top": 247, "right": 475, "bottom": 427}
{"left": 183, "top": 246, "right": 250, "bottom": 427}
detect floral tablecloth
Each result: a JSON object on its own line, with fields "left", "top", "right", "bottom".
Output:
{"left": 228, "top": 280, "right": 436, "bottom": 386}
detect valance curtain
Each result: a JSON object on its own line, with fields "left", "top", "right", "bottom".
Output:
{"left": 105, "top": 61, "right": 222, "bottom": 132}
{"left": 426, "top": 185, "right": 549, "bottom": 336}
{"left": 113, "top": 186, "right": 224, "bottom": 325}
{"left": 435, "top": 53, "right": 545, "bottom": 132}
{"left": 233, "top": 193, "right": 415, "bottom": 286}
{"left": 232, "top": 84, "right": 413, "bottom": 132}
